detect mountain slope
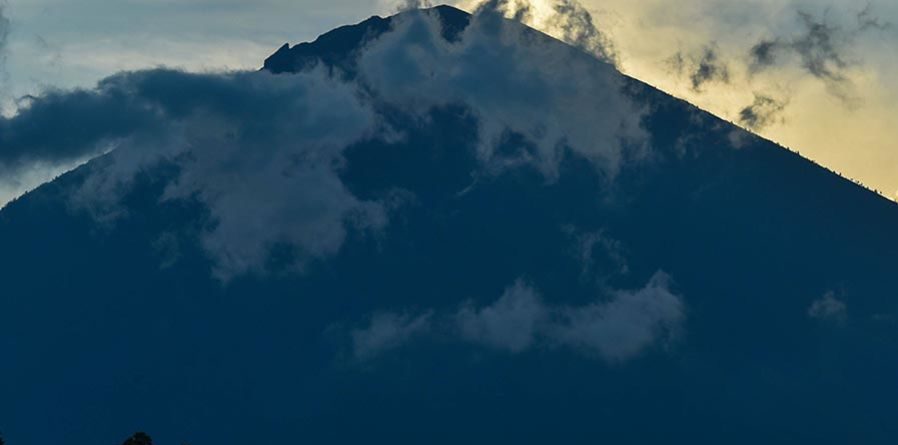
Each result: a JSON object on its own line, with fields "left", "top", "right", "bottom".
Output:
{"left": 1, "top": 5, "right": 897, "bottom": 445}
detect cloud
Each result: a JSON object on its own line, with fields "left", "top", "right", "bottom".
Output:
{"left": 748, "top": 39, "right": 779, "bottom": 71}
{"left": 351, "top": 310, "right": 433, "bottom": 361}
{"left": 71, "top": 68, "right": 386, "bottom": 279}
{"left": 1, "top": 67, "right": 387, "bottom": 279}
{"left": 458, "top": 271, "right": 686, "bottom": 361}
{"left": 668, "top": 44, "right": 730, "bottom": 92}
{"left": 358, "top": 7, "right": 646, "bottom": 179}
{"left": 748, "top": 7, "right": 891, "bottom": 103}
{"left": 475, "top": 0, "right": 532, "bottom": 22}
{"left": 473, "top": 0, "right": 618, "bottom": 64}
{"left": 456, "top": 279, "right": 547, "bottom": 353}
{"left": 807, "top": 291, "right": 847, "bottom": 323}
{"left": 0, "top": 85, "right": 160, "bottom": 178}
{"left": 857, "top": 3, "right": 893, "bottom": 32}
{"left": 356, "top": 271, "right": 685, "bottom": 362}
{"left": 792, "top": 11, "right": 850, "bottom": 82}
{"left": 2, "top": 5, "right": 649, "bottom": 278}
{"left": 396, "top": 0, "right": 434, "bottom": 12}
{"left": 738, "top": 93, "right": 788, "bottom": 131}
{"left": 545, "top": 0, "right": 619, "bottom": 64}
{"left": 551, "top": 271, "right": 684, "bottom": 361}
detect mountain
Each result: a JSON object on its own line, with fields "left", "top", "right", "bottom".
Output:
{"left": 1, "top": 5, "right": 897, "bottom": 444}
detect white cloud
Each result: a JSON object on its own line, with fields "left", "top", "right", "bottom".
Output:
{"left": 358, "top": 8, "right": 647, "bottom": 179}
{"left": 2, "top": 5, "right": 653, "bottom": 280}
{"left": 808, "top": 291, "right": 847, "bottom": 323}
{"left": 64, "top": 68, "right": 388, "bottom": 279}
{"left": 551, "top": 271, "right": 684, "bottom": 361}
{"left": 456, "top": 279, "right": 547, "bottom": 353}
{"left": 359, "top": 271, "right": 686, "bottom": 362}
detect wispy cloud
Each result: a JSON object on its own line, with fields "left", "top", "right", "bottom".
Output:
{"left": 748, "top": 7, "right": 892, "bottom": 104}
{"left": 360, "top": 8, "right": 646, "bottom": 179}
{"left": 473, "top": 0, "right": 618, "bottom": 64}
{"left": 667, "top": 44, "right": 730, "bottom": 92}
{"left": 349, "top": 272, "right": 686, "bottom": 363}
{"left": 738, "top": 93, "right": 788, "bottom": 131}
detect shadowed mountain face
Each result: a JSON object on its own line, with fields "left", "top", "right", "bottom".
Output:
{"left": 1, "top": 5, "right": 897, "bottom": 445}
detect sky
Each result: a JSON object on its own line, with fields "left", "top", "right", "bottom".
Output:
{"left": 0, "top": 0, "right": 896, "bottom": 203}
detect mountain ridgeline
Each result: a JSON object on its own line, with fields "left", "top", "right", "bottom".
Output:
{"left": 1, "top": 5, "right": 897, "bottom": 445}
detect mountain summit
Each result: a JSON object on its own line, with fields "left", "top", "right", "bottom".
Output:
{"left": 1, "top": 5, "right": 897, "bottom": 444}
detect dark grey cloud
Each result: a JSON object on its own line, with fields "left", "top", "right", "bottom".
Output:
{"left": 0, "top": 84, "right": 161, "bottom": 178}
{"left": 792, "top": 11, "right": 849, "bottom": 81}
{"left": 857, "top": 3, "right": 892, "bottom": 32}
{"left": 668, "top": 45, "right": 730, "bottom": 92}
{"left": 738, "top": 93, "right": 788, "bottom": 131}
{"left": 748, "top": 39, "right": 780, "bottom": 69}
{"left": 748, "top": 7, "right": 891, "bottom": 102}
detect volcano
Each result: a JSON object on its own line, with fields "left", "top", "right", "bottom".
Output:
{"left": 1, "top": 5, "right": 897, "bottom": 445}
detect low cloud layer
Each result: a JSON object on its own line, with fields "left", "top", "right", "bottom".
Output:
{"left": 3, "top": 68, "right": 388, "bottom": 279}
{"left": 0, "top": 6, "right": 647, "bottom": 279}
{"left": 353, "top": 272, "right": 685, "bottom": 363}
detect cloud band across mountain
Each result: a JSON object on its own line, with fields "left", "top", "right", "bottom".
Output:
{"left": 0, "top": 7, "right": 647, "bottom": 279}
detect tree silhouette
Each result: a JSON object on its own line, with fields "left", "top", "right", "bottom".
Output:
{"left": 121, "top": 432, "right": 152, "bottom": 445}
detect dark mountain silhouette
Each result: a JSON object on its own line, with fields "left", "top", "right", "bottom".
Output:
{"left": 1, "top": 5, "right": 897, "bottom": 445}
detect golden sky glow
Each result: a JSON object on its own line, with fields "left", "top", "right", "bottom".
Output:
{"left": 458, "top": 0, "right": 898, "bottom": 199}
